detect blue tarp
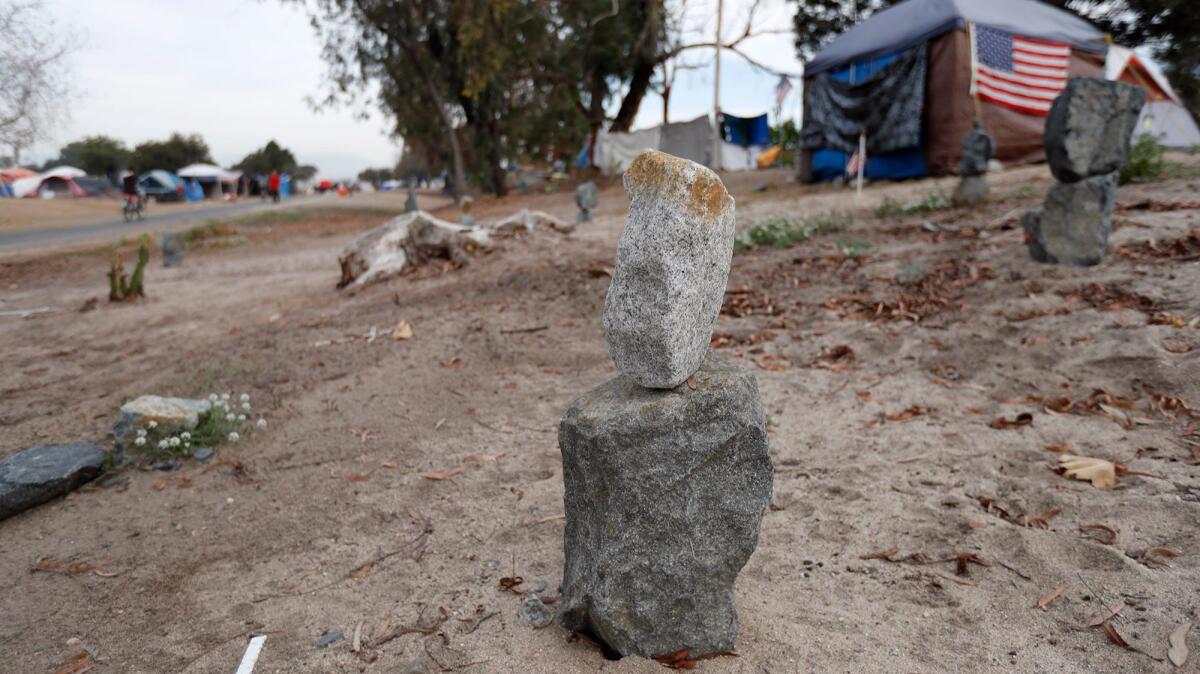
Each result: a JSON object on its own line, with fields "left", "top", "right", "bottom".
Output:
{"left": 721, "top": 113, "right": 770, "bottom": 147}
{"left": 184, "top": 178, "right": 204, "bottom": 202}
{"left": 810, "top": 50, "right": 927, "bottom": 182}
{"left": 0, "top": 181, "right": 12, "bottom": 198}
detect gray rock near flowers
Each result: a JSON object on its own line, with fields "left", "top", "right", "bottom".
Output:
{"left": 557, "top": 351, "right": 772, "bottom": 659}
{"left": 112, "top": 395, "right": 212, "bottom": 459}
{"left": 602, "top": 150, "right": 736, "bottom": 389}
{"left": 0, "top": 443, "right": 106, "bottom": 521}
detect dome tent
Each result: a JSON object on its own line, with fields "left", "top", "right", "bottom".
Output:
{"left": 1105, "top": 46, "right": 1200, "bottom": 150}
{"left": 800, "top": 0, "right": 1108, "bottom": 182}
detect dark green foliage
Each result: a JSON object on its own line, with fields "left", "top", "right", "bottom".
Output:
{"left": 130, "top": 133, "right": 213, "bottom": 173}
{"left": 357, "top": 167, "right": 394, "bottom": 188}
{"left": 42, "top": 135, "right": 130, "bottom": 176}
{"left": 234, "top": 140, "right": 300, "bottom": 175}
{"left": 108, "top": 237, "right": 149, "bottom": 301}
{"left": 1120, "top": 134, "right": 1167, "bottom": 184}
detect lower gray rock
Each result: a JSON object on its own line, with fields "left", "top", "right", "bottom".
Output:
{"left": 518, "top": 596, "right": 553, "bottom": 628}
{"left": 1023, "top": 172, "right": 1116, "bottom": 266}
{"left": 952, "top": 174, "right": 989, "bottom": 206}
{"left": 0, "top": 443, "right": 106, "bottom": 521}
{"left": 557, "top": 352, "right": 772, "bottom": 659}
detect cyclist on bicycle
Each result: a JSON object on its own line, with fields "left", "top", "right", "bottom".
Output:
{"left": 122, "top": 173, "right": 142, "bottom": 208}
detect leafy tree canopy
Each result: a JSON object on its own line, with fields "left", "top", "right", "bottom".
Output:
{"left": 130, "top": 133, "right": 213, "bottom": 173}
{"left": 234, "top": 140, "right": 300, "bottom": 175}
{"left": 42, "top": 135, "right": 130, "bottom": 176}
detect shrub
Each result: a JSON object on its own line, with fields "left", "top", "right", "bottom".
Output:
{"left": 1120, "top": 134, "right": 1167, "bottom": 185}
{"left": 734, "top": 212, "right": 852, "bottom": 251}
{"left": 875, "top": 189, "right": 952, "bottom": 219}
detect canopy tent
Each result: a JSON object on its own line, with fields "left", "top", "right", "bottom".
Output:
{"left": 801, "top": 0, "right": 1108, "bottom": 182}
{"left": 1105, "top": 46, "right": 1200, "bottom": 149}
{"left": 177, "top": 163, "right": 241, "bottom": 198}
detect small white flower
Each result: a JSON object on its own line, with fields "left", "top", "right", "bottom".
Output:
{"left": 134, "top": 437, "right": 146, "bottom": 447}
{"left": 237, "top": 414, "right": 246, "bottom": 422}
{"left": 228, "top": 432, "right": 240, "bottom": 443}
{"left": 241, "top": 402, "right": 251, "bottom": 412}
{"left": 221, "top": 393, "right": 230, "bottom": 400}
{"left": 157, "top": 439, "right": 168, "bottom": 449}
{"left": 226, "top": 413, "right": 236, "bottom": 421}
{"left": 181, "top": 432, "right": 191, "bottom": 440}
{"left": 183, "top": 442, "right": 190, "bottom": 449}
{"left": 147, "top": 420, "right": 158, "bottom": 429}
{"left": 255, "top": 418, "right": 267, "bottom": 429}
{"left": 136, "top": 428, "right": 147, "bottom": 437}
{"left": 240, "top": 393, "right": 250, "bottom": 402}
{"left": 208, "top": 393, "right": 218, "bottom": 402}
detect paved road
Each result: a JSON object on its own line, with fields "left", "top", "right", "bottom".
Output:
{"left": 0, "top": 195, "right": 328, "bottom": 254}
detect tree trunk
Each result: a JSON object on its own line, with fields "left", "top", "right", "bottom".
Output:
{"left": 609, "top": 57, "right": 656, "bottom": 133}
{"left": 662, "top": 84, "right": 670, "bottom": 125}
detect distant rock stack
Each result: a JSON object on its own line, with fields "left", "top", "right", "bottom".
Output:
{"left": 557, "top": 150, "right": 773, "bottom": 660}
{"left": 952, "top": 121, "right": 994, "bottom": 206}
{"left": 1023, "top": 78, "right": 1146, "bottom": 266}
{"left": 575, "top": 181, "right": 598, "bottom": 224}
{"left": 404, "top": 182, "right": 418, "bottom": 213}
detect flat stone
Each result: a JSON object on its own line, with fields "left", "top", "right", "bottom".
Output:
{"left": 602, "top": 150, "right": 736, "bottom": 389}
{"left": 492, "top": 208, "right": 574, "bottom": 236}
{"left": 316, "top": 629, "right": 344, "bottom": 649}
{"left": 192, "top": 447, "right": 214, "bottom": 462}
{"left": 1044, "top": 78, "right": 1146, "bottom": 183}
{"left": 1023, "top": 172, "right": 1116, "bottom": 266}
{"left": 518, "top": 596, "right": 553, "bottom": 628}
{"left": 952, "top": 174, "right": 989, "bottom": 206}
{"left": 0, "top": 443, "right": 106, "bottom": 521}
{"left": 113, "top": 395, "right": 211, "bottom": 456}
{"left": 557, "top": 352, "right": 772, "bottom": 659}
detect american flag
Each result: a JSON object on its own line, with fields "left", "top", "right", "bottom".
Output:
{"left": 973, "top": 25, "right": 1069, "bottom": 117}
{"left": 845, "top": 151, "right": 864, "bottom": 177}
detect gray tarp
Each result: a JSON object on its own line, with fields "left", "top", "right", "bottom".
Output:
{"left": 802, "top": 46, "right": 927, "bottom": 154}
{"left": 807, "top": 0, "right": 1107, "bottom": 76}
{"left": 659, "top": 115, "right": 712, "bottom": 167}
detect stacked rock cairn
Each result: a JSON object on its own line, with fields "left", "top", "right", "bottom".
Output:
{"left": 575, "top": 181, "right": 598, "bottom": 224}
{"left": 952, "top": 121, "right": 994, "bottom": 206}
{"left": 556, "top": 150, "right": 774, "bottom": 660}
{"left": 1023, "top": 77, "right": 1146, "bottom": 266}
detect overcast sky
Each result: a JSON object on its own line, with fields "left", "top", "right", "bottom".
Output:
{"left": 29, "top": 0, "right": 803, "bottom": 179}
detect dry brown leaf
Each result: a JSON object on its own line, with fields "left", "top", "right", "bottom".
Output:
{"left": 1037, "top": 582, "right": 1069, "bottom": 610}
{"left": 440, "top": 357, "right": 463, "bottom": 369}
{"left": 1103, "top": 623, "right": 1133, "bottom": 650}
{"left": 1088, "top": 602, "right": 1126, "bottom": 627}
{"left": 860, "top": 546, "right": 900, "bottom": 561}
{"left": 392, "top": 321, "right": 413, "bottom": 340}
{"left": 686, "top": 375, "right": 698, "bottom": 391}
{"left": 1046, "top": 440, "right": 1073, "bottom": 453}
{"left": 1138, "top": 547, "right": 1181, "bottom": 568}
{"left": 346, "top": 473, "right": 370, "bottom": 482}
{"left": 1078, "top": 524, "right": 1117, "bottom": 545}
{"left": 52, "top": 651, "right": 95, "bottom": 674}
{"left": 1168, "top": 622, "right": 1191, "bottom": 668}
{"left": 1024, "top": 508, "right": 1061, "bottom": 529}
{"left": 1058, "top": 455, "right": 1117, "bottom": 488}
{"left": 462, "top": 452, "right": 507, "bottom": 463}
{"left": 884, "top": 406, "right": 929, "bottom": 422}
{"left": 350, "top": 560, "right": 374, "bottom": 579}
{"left": 990, "top": 413, "right": 1033, "bottom": 429}
{"left": 955, "top": 551, "right": 989, "bottom": 576}
{"left": 419, "top": 466, "right": 465, "bottom": 480}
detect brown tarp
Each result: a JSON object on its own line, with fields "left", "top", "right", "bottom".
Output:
{"left": 924, "top": 29, "right": 1104, "bottom": 175}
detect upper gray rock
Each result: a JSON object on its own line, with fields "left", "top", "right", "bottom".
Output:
{"left": 1044, "top": 78, "right": 1146, "bottom": 183}
{"left": 557, "top": 351, "right": 772, "bottom": 659}
{"left": 959, "top": 122, "right": 994, "bottom": 177}
{"left": 602, "top": 150, "right": 735, "bottom": 389}
{"left": 0, "top": 443, "right": 106, "bottom": 521}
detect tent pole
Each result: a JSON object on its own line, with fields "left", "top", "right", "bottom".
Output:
{"left": 856, "top": 130, "right": 865, "bottom": 199}
{"left": 967, "top": 21, "right": 983, "bottom": 120}
{"left": 711, "top": 0, "right": 722, "bottom": 170}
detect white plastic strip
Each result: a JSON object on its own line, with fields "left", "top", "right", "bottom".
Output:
{"left": 234, "top": 635, "right": 267, "bottom": 674}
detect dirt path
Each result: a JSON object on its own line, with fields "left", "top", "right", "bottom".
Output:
{"left": 0, "top": 168, "right": 1197, "bottom": 673}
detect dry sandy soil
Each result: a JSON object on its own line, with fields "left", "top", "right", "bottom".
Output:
{"left": 0, "top": 164, "right": 1198, "bottom": 673}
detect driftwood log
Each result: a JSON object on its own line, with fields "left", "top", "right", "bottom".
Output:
{"left": 337, "top": 211, "right": 492, "bottom": 290}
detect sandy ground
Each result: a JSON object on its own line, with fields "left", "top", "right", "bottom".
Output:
{"left": 0, "top": 164, "right": 1198, "bottom": 673}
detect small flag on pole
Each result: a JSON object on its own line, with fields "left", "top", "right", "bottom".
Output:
{"left": 774, "top": 75, "right": 793, "bottom": 109}
{"left": 845, "top": 150, "right": 865, "bottom": 178}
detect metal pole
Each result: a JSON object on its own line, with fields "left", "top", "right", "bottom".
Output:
{"left": 711, "top": 0, "right": 722, "bottom": 169}
{"left": 856, "top": 130, "right": 866, "bottom": 199}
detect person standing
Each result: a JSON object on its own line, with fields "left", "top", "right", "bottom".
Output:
{"left": 267, "top": 170, "right": 281, "bottom": 203}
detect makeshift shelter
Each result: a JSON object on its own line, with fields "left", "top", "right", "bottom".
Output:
{"left": 801, "top": 0, "right": 1108, "bottom": 182}
{"left": 178, "top": 163, "right": 242, "bottom": 199}
{"left": 589, "top": 114, "right": 772, "bottom": 174}
{"left": 1106, "top": 46, "right": 1200, "bottom": 149}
